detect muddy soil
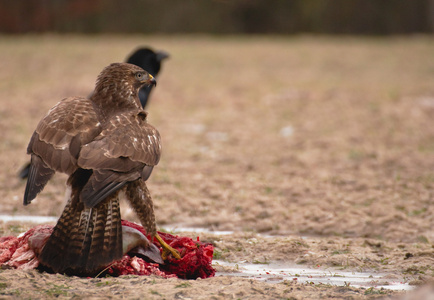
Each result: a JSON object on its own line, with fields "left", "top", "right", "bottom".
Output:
{"left": 0, "top": 35, "right": 433, "bottom": 299}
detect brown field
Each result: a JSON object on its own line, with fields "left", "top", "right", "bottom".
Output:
{"left": 0, "top": 35, "right": 433, "bottom": 299}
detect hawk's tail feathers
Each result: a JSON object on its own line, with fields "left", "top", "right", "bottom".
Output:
{"left": 38, "top": 189, "right": 123, "bottom": 275}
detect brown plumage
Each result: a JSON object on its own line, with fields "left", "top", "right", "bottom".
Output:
{"left": 23, "top": 63, "right": 165, "bottom": 275}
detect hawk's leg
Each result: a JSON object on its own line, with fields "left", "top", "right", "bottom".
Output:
{"left": 125, "top": 180, "right": 181, "bottom": 260}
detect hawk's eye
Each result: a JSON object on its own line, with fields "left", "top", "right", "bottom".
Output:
{"left": 135, "top": 72, "right": 144, "bottom": 80}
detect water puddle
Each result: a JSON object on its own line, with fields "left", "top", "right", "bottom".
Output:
{"left": 163, "top": 226, "right": 412, "bottom": 291}
{"left": 0, "top": 214, "right": 57, "bottom": 223}
{"left": 0, "top": 218, "right": 414, "bottom": 290}
{"left": 161, "top": 225, "right": 234, "bottom": 236}
{"left": 214, "top": 260, "right": 412, "bottom": 291}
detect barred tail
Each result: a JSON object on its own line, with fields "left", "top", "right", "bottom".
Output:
{"left": 38, "top": 171, "right": 123, "bottom": 276}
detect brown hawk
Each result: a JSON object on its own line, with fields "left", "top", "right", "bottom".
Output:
{"left": 23, "top": 63, "right": 179, "bottom": 275}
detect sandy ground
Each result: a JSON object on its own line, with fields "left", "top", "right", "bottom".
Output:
{"left": 0, "top": 35, "right": 433, "bottom": 299}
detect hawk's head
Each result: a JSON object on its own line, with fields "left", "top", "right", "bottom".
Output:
{"left": 92, "top": 63, "right": 156, "bottom": 114}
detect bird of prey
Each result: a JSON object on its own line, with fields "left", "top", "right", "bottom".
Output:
{"left": 126, "top": 47, "right": 169, "bottom": 109}
{"left": 18, "top": 47, "right": 169, "bottom": 180}
{"left": 23, "top": 63, "right": 180, "bottom": 275}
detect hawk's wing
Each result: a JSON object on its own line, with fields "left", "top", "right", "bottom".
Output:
{"left": 78, "top": 112, "right": 161, "bottom": 208}
{"left": 24, "top": 97, "right": 101, "bottom": 205}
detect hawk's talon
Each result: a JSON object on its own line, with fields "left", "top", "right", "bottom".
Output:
{"left": 155, "top": 233, "right": 181, "bottom": 260}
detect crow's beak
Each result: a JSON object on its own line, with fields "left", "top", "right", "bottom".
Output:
{"left": 156, "top": 51, "right": 170, "bottom": 62}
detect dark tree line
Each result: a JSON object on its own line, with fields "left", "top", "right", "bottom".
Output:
{"left": 0, "top": 0, "right": 433, "bottom": 35}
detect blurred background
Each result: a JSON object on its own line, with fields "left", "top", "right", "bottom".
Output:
{"left": 0, "top": 1, "right": 433, "bottom": 295}
{"left": 0, "top": 0, "right": 433, "bottom": 35}
{"left": 1, "top": 0, "right": 433, "bottom": 248}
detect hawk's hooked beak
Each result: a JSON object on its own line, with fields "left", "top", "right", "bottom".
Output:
{"left": 146, "top": 74, "right": 157, "bottom": 87}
